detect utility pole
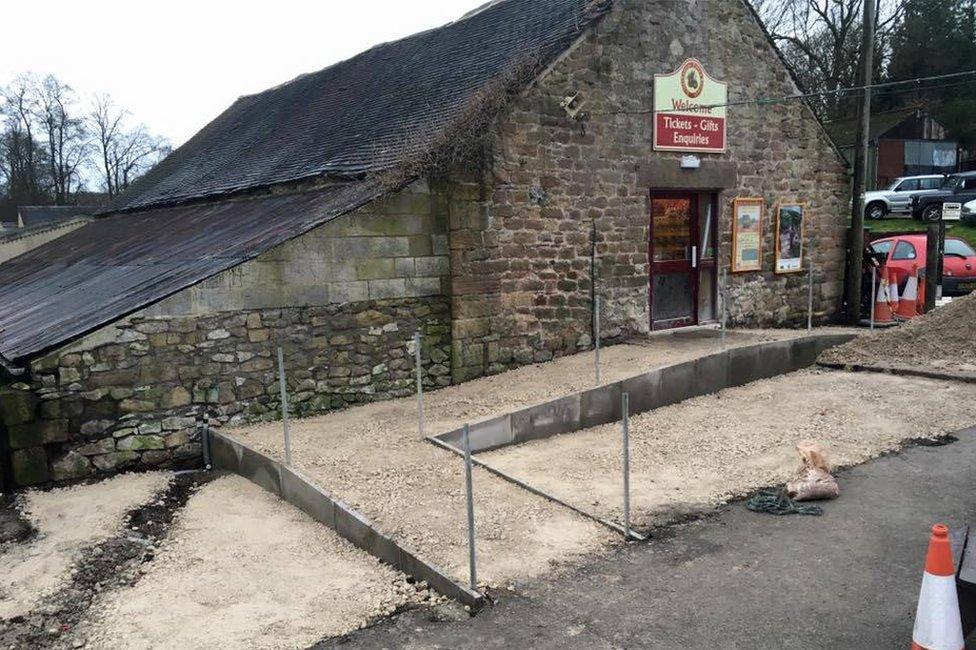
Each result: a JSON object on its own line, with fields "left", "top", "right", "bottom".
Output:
{"left": 844, "top": 0, "right": 877, "bottom": 325}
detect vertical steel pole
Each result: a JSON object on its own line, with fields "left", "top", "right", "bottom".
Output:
{"left": 414, "top": 332, "right": 424, "bottom": 438}
{"left": 870, "top": 266, "right": 876, "bottom": 331}
{"left": 622, "top": 392, "right": 630, "bottom": 540}
{"left": 463, "top": 424, "right": 477, "bottom": 590}
{"left": 720, "top": 268, "right": 727, "bottom": 347}
{"left": 594, "top": 295, "right": 601, "bottom": 386}
{"left": 807, "top": 262, "right": 814, "bottom": 333}
{"left": 277, "top": 346, "right": 292, "bottom": 466}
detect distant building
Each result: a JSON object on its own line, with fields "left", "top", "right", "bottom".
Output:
{"left": 8, "top": 206, "right": 93, "bottom": 230}
{"left": 825, "top": 107, "right": 962, "bottom": 189}
{"left": 0, "top": 206, "right": 94, "bottom": 265}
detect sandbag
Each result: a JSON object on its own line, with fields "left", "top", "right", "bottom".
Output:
{"left": 785, "top": 442, "right": 839, "bottom": 501}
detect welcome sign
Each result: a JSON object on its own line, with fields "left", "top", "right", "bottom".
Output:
{"left": 653, "top": 58, "right": 728, "bottom": 153}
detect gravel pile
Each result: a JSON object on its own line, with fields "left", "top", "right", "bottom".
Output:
{"left": 482, "top": 368, "right": 976, "bottom": 531}
{"left": 819, "top": 292, "right": 976, "bottom": 375}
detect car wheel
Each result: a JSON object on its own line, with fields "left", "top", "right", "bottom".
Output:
{"left": 865, "top": 202, "right": 886, "bottom": 220}
{"left": 922, "top": 204, "right": 942, "bottom": 223}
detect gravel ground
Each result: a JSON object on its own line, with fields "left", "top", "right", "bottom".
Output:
{"left": 820, "top": 291, "right": 976, "bottom": 375}
{"left": 482, "top": 368, "right": 976, "bottom": 530}
{"left": 84, "top": 474, "right": 437, "bottom": 650}
{"left": 0, "top": 472, "right": 170, "bottom": 620}
{"left": 227, "top": 329, "right": 845, "bottom": 586}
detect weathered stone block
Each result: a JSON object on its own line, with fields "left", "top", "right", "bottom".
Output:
{"left": 160, "top": 386, "right": 192, "bottom": 408}
{"left": 51, "top": 451, "right": 92, "bottom": 481}
{"left": 12, "top": 447, "right": 49, "bottom": 486}
{"left": 117, "top": 435, "right": 166, "bottom": 452}
{"left": 76, "top": 438, "right": 116, "bottom": 456}
{"left": 92, "top": 451, "right": 140, "bottom": 472}
{"left": 0, "top": 390, "right": 37, "bottom": 426}
{"left": 8, "top": 419, "right": 69, "bottom": 449}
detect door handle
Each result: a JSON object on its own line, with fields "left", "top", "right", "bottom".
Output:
{"left": 691, "top": 246, "right": 698, "bottom": 268}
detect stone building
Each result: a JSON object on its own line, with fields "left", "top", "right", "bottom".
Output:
{"left": 0, "top": 0, "right": 849, "bottom": 488}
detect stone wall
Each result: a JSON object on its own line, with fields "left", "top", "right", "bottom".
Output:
{"left": 1, "top": 298, "right": 451, "bottom": 487}
{"left": 447, "top": 0, "right": 849, "bottom": 380}
{"left": 0, "top": 180, "right": 453, "bottom": 488}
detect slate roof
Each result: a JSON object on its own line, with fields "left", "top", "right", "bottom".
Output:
{"left": 0, "top": 0, "right": 612, "bottom": 367}
{"left": 17, "top": 205, "right": 93, "bottom": 228}
{"left": 113, "top": 0, "right": 611, "bottom": 212}
{"left": 0, "top": 185, "right": 384, "bottom": 366}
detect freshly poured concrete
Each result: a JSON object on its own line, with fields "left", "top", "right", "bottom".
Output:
{"left": 227, "top": 329, "right": 850, "bottom": 585}
{"left": 481, "top": 368, "right": 976, "bottom": 531}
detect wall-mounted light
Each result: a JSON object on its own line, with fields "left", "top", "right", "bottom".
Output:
{"left": 680, "top": 155, "right": 701, "bottom": 169}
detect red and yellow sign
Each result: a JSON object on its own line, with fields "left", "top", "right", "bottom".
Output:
{"left": 653, "top": 58, "right": 727, "bottom": 153}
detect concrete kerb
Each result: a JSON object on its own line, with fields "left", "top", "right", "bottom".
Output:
{"left": 428, "top": 332, "right": 856, "bottom": 539}
{"left": 208, "top": 431, "right": 486, "bottom": 610}
{"left": 816, "top": 361, "right": 976, "bottom": 385}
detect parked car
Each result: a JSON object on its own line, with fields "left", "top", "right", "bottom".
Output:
{"left": 862, "top": 174, "right": 945, "bottom": 220}
{"left": 911, "top": 171, "right": 976, "bottom": 221}
{"left": 962, "top": 198, "right": 976, "bottom": 225}
{"left": 871, "top": 233, "right": 976, "bottom": 296}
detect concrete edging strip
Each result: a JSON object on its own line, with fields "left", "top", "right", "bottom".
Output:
{"left": 816, "top": 361, "right": 976, "bottom": 384}
{"left": 208, "top": 431, "right": 485, "bottom": 610}
{"left": 428, "top": 333, "right": 856, "bottom": 538}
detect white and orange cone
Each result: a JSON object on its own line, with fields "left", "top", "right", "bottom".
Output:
{"left": 888, "top": 267, "right": 901, "bottom": 316}
{"left": 874, "top": 272, "right": 895, "bottom": 323}
{"left": 911, "top": 524, "right": 964, "bottom": 650}
{"left": 898, "top": 265, "right": 920, "bottom": 320}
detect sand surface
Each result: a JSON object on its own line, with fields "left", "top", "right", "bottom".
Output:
{"left": 820, "top": 292, "right": 976, "bottom": 375}
{"left": 482, "top": 368, "right": 976, "bottom": 530}
{"left": 0, "top": 472, "right": 170, "bottom": 620}
{"left": 228, "top": 330, "right": 843, "bottom": 585}
{"left": 86, "top": 474, "right": 433, "bottom": 650}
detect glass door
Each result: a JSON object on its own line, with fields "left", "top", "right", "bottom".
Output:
{"left": 650, "top": 194, "right": 699, "bottom": 329}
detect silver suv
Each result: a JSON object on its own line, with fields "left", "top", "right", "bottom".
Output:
{"left": 863, "top": 174, "right": 945, "bottom": 220}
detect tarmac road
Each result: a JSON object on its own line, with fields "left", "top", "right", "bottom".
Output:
{"left": 320, "top": 426, "right": 976, "bottom": 649}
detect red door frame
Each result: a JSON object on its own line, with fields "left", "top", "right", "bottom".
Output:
{"left": 649, "top": 191, "right": 700, "bottom": 330}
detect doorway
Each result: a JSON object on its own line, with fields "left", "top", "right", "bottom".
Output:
{"left": 649, "top": 192, "right": 717, "bottom": 330}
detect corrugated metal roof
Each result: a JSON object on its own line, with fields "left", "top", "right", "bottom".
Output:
{"left": 0, "top": 184, "right": 383, "bottom": 365}
{"left": 110, "top": 0, "right": 611, "bottom": 212}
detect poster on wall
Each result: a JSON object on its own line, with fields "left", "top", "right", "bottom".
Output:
{"left": 653, "top": 58, "right": 728, "bottom": 153}
{"left": 775, "top": 203, "right": 806, "bottom": 274}
{"left": 731, "top": 197, "right": 763, "bottom": 273}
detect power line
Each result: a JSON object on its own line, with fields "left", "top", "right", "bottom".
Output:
{"left": 592, "top": 69, "right": 976, "bottom": 116}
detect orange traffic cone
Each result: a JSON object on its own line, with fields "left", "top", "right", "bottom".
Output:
{"left": 888, "top": 267, "right": 901, "bottom": 316}
{"left": 874, "top": 271, "right": 894, "bottom": 323}
{"left": 911, "top": 524, "right": 964, "bottom": 650}
{"left": 898, "top": 265, "right": 920, "bottom": 320}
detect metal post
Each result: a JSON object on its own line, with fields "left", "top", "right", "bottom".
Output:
{"left": 807, "top": 262, "right": 814, "bottom": 333}
{"left": 277, "top": 346, "right": 292, "bottom": 466}
{"left": 870, "top": 266, "right": 876, "bottom": 331}
{"left": 414, "top": 332, "right": 424, "bottom": 438}
{"left": 622, "top": 392, "right": 631, "bottom": 540}
{"left": 594, "top": 295, "right": 601, "bottom": 386}
{"left": 462, "top": 423, "right": 477, "bottom": 590}
{"left": 720, "top": 268, "right": 727, "bottom": 347}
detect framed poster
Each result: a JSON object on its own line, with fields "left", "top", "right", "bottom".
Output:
{"left": 731, "top": 197, "right": 763, "bottom": 273}
{"left": 774, "top": 202, "right": 806, "bottom": 274}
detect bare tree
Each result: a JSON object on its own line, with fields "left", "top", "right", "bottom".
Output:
{"left": 88, "top": 94, "right": 170, "bottom": 199}
{"left": 754, "top": 0, "right": 905, "bottom": 120}
{"left": 0, "top": 74, "right": 46, "bottom": 204}
{"left": 34, "top": 75, "right": 88, "bottom": 203}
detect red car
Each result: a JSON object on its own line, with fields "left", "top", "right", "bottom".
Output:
{"left": 870, "top": 234, "right": 976, "bottom": 296}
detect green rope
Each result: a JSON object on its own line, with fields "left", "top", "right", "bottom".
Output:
{"left": 746, "top": 489, "right": 823, "bottom": 516}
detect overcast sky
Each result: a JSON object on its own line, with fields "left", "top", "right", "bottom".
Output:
{"left": 0, "top": 0, "right": 487, "bottom": 147}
